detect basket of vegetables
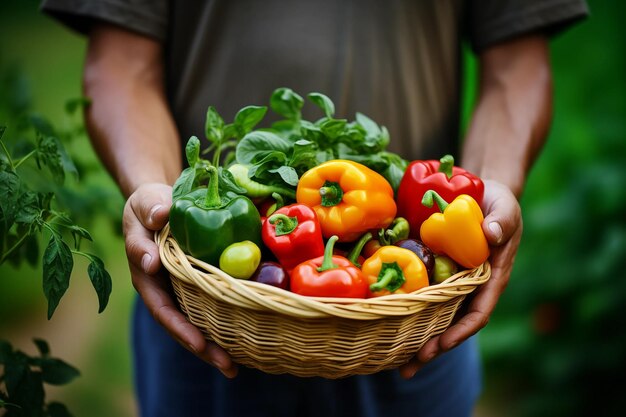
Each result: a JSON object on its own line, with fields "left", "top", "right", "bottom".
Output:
{"left": 156, "top": 88, "right": 491, "bottom": 378}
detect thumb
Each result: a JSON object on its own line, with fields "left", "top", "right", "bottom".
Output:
{"left": 480, "top": 180, "right": 522, "bottom": 246}
{"left": 128, "top": 183, "right": 173, "bottom": 231}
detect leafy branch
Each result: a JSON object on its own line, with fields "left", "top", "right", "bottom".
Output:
{"left": 1, "top": 94, "right": 112, "bottom": 416}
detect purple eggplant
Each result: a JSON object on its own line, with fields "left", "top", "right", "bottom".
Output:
{"left": 250, "top": 261, "right": 289, "bottom": 290}
{"left": 395, "top": 239, "right": 435, "bottom": 281}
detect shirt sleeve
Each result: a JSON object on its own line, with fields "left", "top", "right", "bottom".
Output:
{"left": 39, "top": 0, "right": 168, "bottom": 41}
{"left": 467, "top": 0, "right": 589, "bottom": 52}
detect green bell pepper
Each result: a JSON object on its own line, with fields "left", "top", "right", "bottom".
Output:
{"left": 169, "top": 166, "right": 262, "bottom": 266}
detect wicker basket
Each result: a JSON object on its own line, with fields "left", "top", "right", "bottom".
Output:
{"left": 156, "top": 223, "right": 491, "bottom": 379}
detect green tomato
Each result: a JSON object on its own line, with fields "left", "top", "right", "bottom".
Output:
{"left": 432, "top": 255, "right": 458, "bottom": 284}
{"left": 219, "top": 240, "right": 262, "bottom": 279}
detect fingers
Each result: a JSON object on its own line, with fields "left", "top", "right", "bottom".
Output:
{"left": 124, "top": 183, "right": 238, "bottom": 378}
{"left": 401, "top": 181, "right": 523, "bottom": 379}
{"left": 481, "top": 179, "right": 521, "bottom": 246}
{"left": 123, "top": 183, "right": 172, "bottom": 275}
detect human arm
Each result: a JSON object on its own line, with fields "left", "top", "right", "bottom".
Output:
{"left": 399, "top": 34, "right": 552, "bottom": 378}
{"left": 83, "top": 23, "right": 236, "bottom": 377}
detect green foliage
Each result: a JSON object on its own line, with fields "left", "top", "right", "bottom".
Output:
{"left": 0, "top": 339, "right": 79, "bottom": 417}
{"left": 0, "top": 112, "right": 112, "bottom": 319}
{"left": 1, "top": 62, "right": 114, "bottom": 416}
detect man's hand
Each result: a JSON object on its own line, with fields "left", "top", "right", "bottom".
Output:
{"left": 123, "top": 183, "right": 238, "bottom": 378}
{"left": 399, "top": 180, "right": 522, "bottom": 379}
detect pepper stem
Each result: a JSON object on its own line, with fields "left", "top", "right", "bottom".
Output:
{"left": 204, "top": 166, "right": 222, "bottom": 208}
{"left": 268, "top": 213, "right": 299, "bottom": 236}
{"left": 379, "top": 217, "right": 409, "bottom": 246}
{"left": 438, "top": 154, "right": 454, "bottom": 179}
{"left": 369, "top": 268, "right": 398, "bottom": 292}
{"left": 270, "top": 192, "right": 285, "bottom": 211}
{"left": 319, "top": 181, "right": 344, "bottom": 207}
{"left": 317, "top": 235, "right": 339, "bottom": 272}
{"left": 422, "top": 190, "right": 449, "bottom": 212}
{"left": 347, "top": 232, "right": 373, "bottom": 267}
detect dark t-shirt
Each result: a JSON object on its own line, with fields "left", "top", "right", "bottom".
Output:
{"left": 41, "top": 0, "right": 587, "bottom": 160}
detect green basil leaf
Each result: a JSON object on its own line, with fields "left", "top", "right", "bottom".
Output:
{"left": 236, "top": 131, "right": 292, "bottom": 165}
{"left": 270, "top": 119, "right": 300, "bottom": 134}
{"left": 269, "top": 165, "right": 299, "bottom": 186}
{"left": 308, "top": 92, "right": 335, "bottom": 118}
{"left": 205, "top": 106, "right": 224, "bottom": 144}
{"left": 87, "top": 254, "right": 112, "bottom": 314}
{"left": 39, "top": 357, "right": 80, "bottom": 385}
{"left": 48, "top": 402, "right": 74, "bottom": 417}
{"left": 43, "top": 234, "right": 73, "bottom": 319}
{"left": 172, "top": 166, "right": 195, "bottom": 202}
{"left": 217, "top": 167, "right": 247, "bottom": 194}
{"left": 289, "top": 139, "right": 318, "bottom": 173}
{"left": 185, "top": 136, "right": 200, "bottom": 167}
{"left": 234, "top": 105, "right": 268, "bottom": 137}
{"left": 356, "top": 112, "right": 381, "bottom": 137}
{"left": 270, "top": 88, "right": 303, "bottom": 120}
{"left": 319, "top": 118, "right": 347, "bottom": 140}
{"left": 248, "top": 151, "right": 288, "bottom": 180}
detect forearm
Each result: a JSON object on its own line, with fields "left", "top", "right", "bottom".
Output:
{"left": 461, "top": 35, "right": 552, "bottom": 198}
{"left": 83, "top": 24, "right": 181, "bottom": 198}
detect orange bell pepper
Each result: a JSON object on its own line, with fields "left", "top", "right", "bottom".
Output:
{"left": 419, "top": 190, "right": 490, "bottom": 269}
{"left": 296, "top": 160, "right": 396, "bottom": 242}
{"left": 362, "top": 246, "right": 429, "bottom": 297}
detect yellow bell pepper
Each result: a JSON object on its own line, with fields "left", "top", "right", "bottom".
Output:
{"left": 296, "top": 160, "right": 397, "bottom": 242}
{"left": 419, "top": 190, "right": 490, "bottom": 269}
{"left": 362, "top": 246, "right": 429, "bottom": 297}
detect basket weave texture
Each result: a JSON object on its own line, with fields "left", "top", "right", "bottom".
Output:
{"left": 157, "top": 224, "right": 491, "bottom": 378}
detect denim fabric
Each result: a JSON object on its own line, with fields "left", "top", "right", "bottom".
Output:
{"left": 132, "top": 297, "right": 482, "bottom": 417}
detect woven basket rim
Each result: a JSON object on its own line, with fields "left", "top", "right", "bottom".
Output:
{"left": 156, "top": 224, "right": 491, "bottom": 320}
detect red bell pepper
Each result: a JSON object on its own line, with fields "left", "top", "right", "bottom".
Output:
{"left": 396, "top": 154, "right": 484, "bottom": 238}
{"left": 290, "top": 236, "right": 369, "bottom": 298}
{"left": 262, "top": 204, "right": 325, "bottom": 271}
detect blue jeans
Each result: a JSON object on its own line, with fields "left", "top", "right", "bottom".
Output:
{"left": 132, "top": 297, "right": 482, "bottom": 417}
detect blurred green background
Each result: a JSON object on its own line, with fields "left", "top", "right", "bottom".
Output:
{"left": 1, "top": 1, "right": 624, "bottom": 416}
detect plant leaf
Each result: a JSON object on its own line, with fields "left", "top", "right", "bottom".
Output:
{"left": 205, "top": 106, "right": 224, "bottom": 144}
{"left": 64, "top": 97, "right": 91, "bottom": 115}
{"left": 36, "top": 136, "right": 65, "bottom": 185}
{"left": 185, "top": 136, "right": 200, "bottom": 167}
{"left": 42, "top": 234, "right": 73, "bottom": 319}
{"left": 308, "top": 92, "right": 335, "bottom": 118}
{"left": 0, "top": 170, "right": 20, "bottom": 232}
{"left": 14, "top": 189, "right": 40, "bottom": 225}
{"left": 33, "top": 339, "right": 50, "bottom": 357}
{"left": 236, "top": 131, "right": 292, "bottom": 165}
{"left": 269, "top": 165, "right": 299, "bottom": 187}
{"left": 217, "top": 167, "right": 246, "bottom": 194}
{"left": 86, "top": 254, "right": 112, "bottom": 313}
{"left": 270, "top": 88, "right": 303, "bottom": 120}
{"left": 39, "top": 357, "right": 80, "bottom": 385}
{"left": 171, "top": 166, "right": 196, "bottom": 202}
{"left": 234, "top": 106, "right": 267, "bottom": 138}
{"left": 48, "top": 402, "right": 73, "bottom": 417}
